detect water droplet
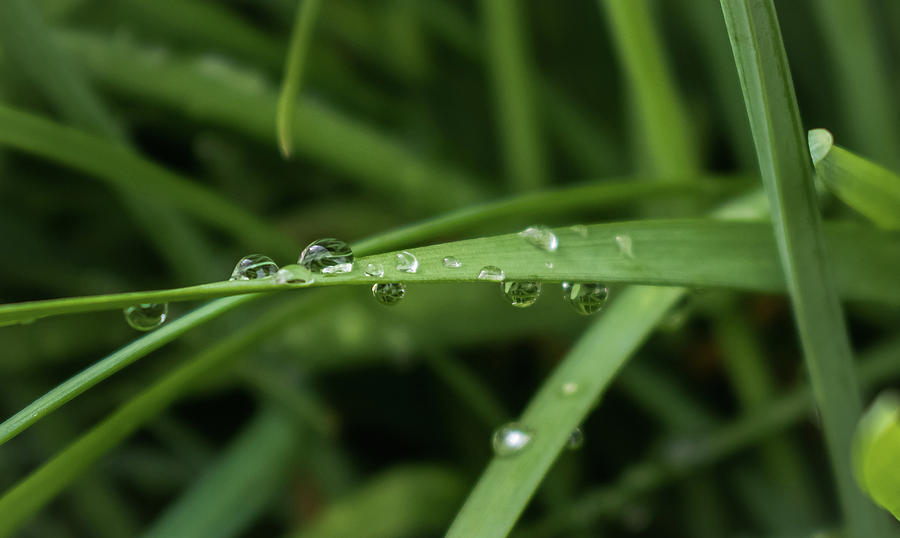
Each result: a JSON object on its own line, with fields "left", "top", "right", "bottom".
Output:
{"left": 442, "top": 256, "right": 462, "bottom": 268}
{"left": 808, "top": 128, "right": 834, "bottom": 166}
{"left": 501, "top": 281, "right": 541, "bottom": 308}
{"left": 372, "top": 282, "right": 406, "bottom": 306}
{"left": 364, "top": 263, "right": 384, "bottom": 278}
{"left": 274, "top": 264, "right": 314, "bottom": 285}
{"left": 229, "top": 253, "right": 278, "bottom": 280}
{"left": 566, "top": 427, "right": 584, "bottom": 450}
{"left": 491, "top": 422, "right": 533, "bottom": 457}
{"left": 562, "top": 282, "right": 609, "bottom": 315}
{"left": 570, "top": 224, "right": 589, "bottom": 238}
{"left": 477, "top": 266, "right": 505, "bottom": 281}
{"left": 298, "top": 238, "right": 354, "bottom": 274}
{"left": 396, "top": 251, "right": 419, "bottom": 273}
{"left": 519, "top": 225, "right": 559, "bottom": 252}
{"left": 560, "top": 382, "right": 579, "bottom": 396}
{"left": 124, "top": 303, "right": 168, "bottom": 331}
{"left": 545, "top": 261, "right": 554, "bottom": 269}
{"left": 615, "top": 234, "right": 634, "bottom": 259}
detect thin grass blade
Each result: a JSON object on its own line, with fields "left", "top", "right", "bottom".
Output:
{"left": 276, "top": 0, "right": 323, "bottom": 158}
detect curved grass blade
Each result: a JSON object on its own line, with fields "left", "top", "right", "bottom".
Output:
{"left": 809, "top": 129, "right": 900, "bottom": 230}
{"left": 853, "top": 391, "right": 900, "bottom": 521}
{"left": 2, "top": 219, "right": 897, "bottom": 326}
{"left": 0, "top": 105, "right": 296, "bottom": 259}
{"left": 0, "top": 296, "right": 254, "bottom": 447}
{"left": 720, "top": 1, "right": 892, "bottom": 534}
{"left": 277, "top": 0, "right": 323, "bottom": 158}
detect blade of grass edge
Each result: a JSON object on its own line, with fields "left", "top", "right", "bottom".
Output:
{"left": 276, "top": 0, "right": 322, "bottom": 158}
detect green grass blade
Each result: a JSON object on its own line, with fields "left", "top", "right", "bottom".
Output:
{"left": 809, "top": 129, "right": 900, "bottom": 229}
{"left": 289, "top": 465, "right": 466, "bottom": 538}
{"left": 480, "top": 0, "right": 547, "bottom": 190}
{"left": 0, "top": 296, "right": 254, "bottom": 447}
{"left": 276, "top": 0, "right": 323, "bottom": 158}
{"left": 720, "top": 1, "right": 893, "bottom": 535}
{"left": 447, "top": 285, "right": 686, "bottom": 537}
{"left": 0, "top": 104, "right": 295, "bottom": 259}
{"left": 599, "top": 0, "right": 699, "bottom": 176}
{"left": 853, "top": 391, "right": 900, "bottom": 521}
{"left": 2, "top": 219, "right": 897, "bottom": 326}
{"left": 142, "top": 407, "right": 300, "bottom": 538}
{"left": 0, "top": 295, "right": 321, "bottom": 538}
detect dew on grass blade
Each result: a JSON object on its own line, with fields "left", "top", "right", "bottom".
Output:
{"left": 545, "top": 261, "right": 554, "bottom": 269}
{"left": 229, "top": 253, "right": 278, "bottom": 280}
{"left": 570, "top": 224, "right": 588, "bottom": 238}
{"left": 442, "top": 256, "right": 462, "bottom": 268}
{"left": 560, "top": 382, "right": 579, "bottom": 396}
{"left": 519, "top": 225, "right": 558, "bottom": 252}
{"left": 501, "top": 281, "right": 541, "bottom": 308}
{"left": 298, "top": 238, "right": 354, "bottom": 274}
{"left": 562, "top": 282, "right": 609, "bottom": 315}
{"left": 124, "top": 303, "right": 168, "bottom": 331}
{"left": 396, "top": 251, "right": 419, "bottom": 273}
{"left": 566, "top": 427, "right": 584, "bottom": 450}
{"left": 364, "top": 263, "right": 384, "bottom": 278}
{"left": 492, "top": 422, "right": 533, "bottom": 457}
{"left": 615, "top": 234, "right": 634, "bottom": 259}
{"left": 372, "top": 282, "right": 406, "bottom": 306}
{"left": 477, "top": 266, "right": 505, "bottom": 281}
{"left": 274, "top": 264, "right": 314, "bottom": 285}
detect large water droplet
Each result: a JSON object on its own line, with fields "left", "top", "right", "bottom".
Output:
{"left": 124, "top": 303, "right": 168, "bottom": 331}
{"left": 396, "top": 251, "right": 419, "bottom": 273}
{"left": 477, "top": 266, "right": 505, "bottom": 281}
{"left": 566, "top": 427, "right": 584, "bottom": 450}
{"left": 298, "top": 238, "right": 354, "bottom": 274}
{"left": 519, "top": 225, "right": 559, "bottom": 252}
{"left": 501, "top": 281, "right": 541, "bottom": 308}
{"left": 372, "top": 282, "right": 406, "bottom": 306}
{"left": 562, "top": 282, "right": 609, "bottom": 315}
{"left": 364, "top": 263, "right": 384, "bottom": 278}
{"left": 229, "top": 253, "right": 278, "bottom": 280}
{"left": 492, "top": 422, "right": 533, "bottom": 457}
{"left": 442, "top": 256, "right": 462, "bottom": 268}
{"left": 274, "top": 264, "right": 314, "bottom": 285}
{"left": 615, "top": 234, "right": 634, "bottom": 259}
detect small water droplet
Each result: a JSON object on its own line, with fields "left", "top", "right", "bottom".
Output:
{"left": 275, "top": 264, "right": 315, "bottom": 285}
{"left": 124, "top": 303, "right": 168, "bottom": 331}
{"left": 477, "top": 266, "right": 505, "bottom": 281}
{"left": 396, "top": 251, "right": 419, "bottom": 273}
{"left": 364, "top": 263, "right": 384, "bottom": 278}
{"left": 545, "top": 261, "right": 554, "bottom": 269}
{"left": 570, "top": 224, "right": 589, "bottom": 238}
{"left": 519, "top": 225, "right": 559, "bottom": 252}
{"left": 615, "top": 234, "right": 634, "bottom": 259}
{"left": 566, "top": 427, "right": 584, "bottom": 450}
{"left": 298, "top": 238, "right": 354, "bottom": 274}
{"left": 492, "top": 422, "right": 533, "bottom": 457}
{"left": 560, "top": 382, "right": 579, "bottom": 396}
{"left": 442, "top": 256, "right": 462, "bottom": 268}
{"left": 562, "top": 282, "right": 609, "bottom": 315}
{"left": 501, "top": 281, "right": 541, "bottom": 308}
{"left": 229, "top": 253, "right": 279, "bottom": 280}
{"left": 372, "top": 282, "right": 406, "bottom": 306}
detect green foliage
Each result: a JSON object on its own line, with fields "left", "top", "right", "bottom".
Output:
{"left": 853, "top": 392, "right": 900, "bottom": 521}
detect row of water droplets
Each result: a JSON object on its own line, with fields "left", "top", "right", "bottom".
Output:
{"left": 124, "top": 224, "right": 626, "bottom": 330}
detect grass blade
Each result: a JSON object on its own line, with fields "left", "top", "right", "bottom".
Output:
{"left": 809, "top": 129, "right": 900, "bottom": 229}
{"left": 276, "top": 0, "right": 323, "bottom": 158}
{"left": 853, "top": 391, "right": 900, "bottom": 521}
{"left": 720, "top": 1, "right": 893, "bottom": 534}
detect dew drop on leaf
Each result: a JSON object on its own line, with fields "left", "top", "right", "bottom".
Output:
{"left": 372, "top": 282, "right": 406, "bottom": 306}
{"left": 491, "top": 422, "right": 533, "bottom": 457}
{"left": 560, "top": 382, "right": 579, "bottom": 396}
{"left": 615, "top": 234, "right": 634, "bottom": 259}
{"left": 124, "top": 303, "right": 168, "bottom": 331}
{"left": 396, "top": 251, "right": 419, "bottom": 273}
{"left": 298, "top": 238, "right": 354, "bottom": 274}
{"left": 519, "top": 225, "right": 559, "bottom": 252}
{"left": 477, "top": 266, "right": 505, "bottom": 281}
{"left": 501, "top": 281, "right": 542, "bottom": 308}
{"left": 229, "top": 253, "right": 279, "bottom": 280}
{"left": 364, "top": 263, "right": 384, "bottom": 278}
{"left": 274, "top": 264, "right": 314, "bottom": 285}
{"left": 570, "top": 224, "right": 589, "bottom": 238}
{"left": 562, "top": 282, "right": 609, "bottom": 315}
{"left": 442, "top": 256, "right": 462, "bottom": 268}
{"left": 566, "top": 427, "right": 584, "bottom": 450}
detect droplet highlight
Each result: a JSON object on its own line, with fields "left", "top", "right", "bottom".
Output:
{"left": 615, "top": 234, "right": 634, "bottom": 259}
{"left": 229, "top": 253, "right": 279, "bottom": 280}
{"left": 566, "top": 427, "right": 584, "bottom": 450}
{"left": 372, "top": 282, "right": 406, "bottom": 306}
{"left": 298, "top": 238, "right": 354, "bottom": 274}
{"left": 364, "top": 263, "right": 384, "bottom": 278}
{"left": 560, "top": 382, "right": 579, "bottom": 396}
{"left": 562, "top": 282, "right": 609, "bottom": 315}
{"left": 519, "top": 225, "right": 559, "bottom": 252}
{"left": 477, "top": 266, "right": 505, "bottom": 282}
{"left": 501, "top": 281, "right": 541, "bottom": 308}
{"left": 492, "top": 422, "right": 533, "bottom": 457}
{"left": 124, "top": 303, "right": 168, "bottom": 331}
{"left": 442, "top": 256, "right": 462, "bottom": 268}
{"left": 396, "top": 251, "right": 419, "bottom": 273}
